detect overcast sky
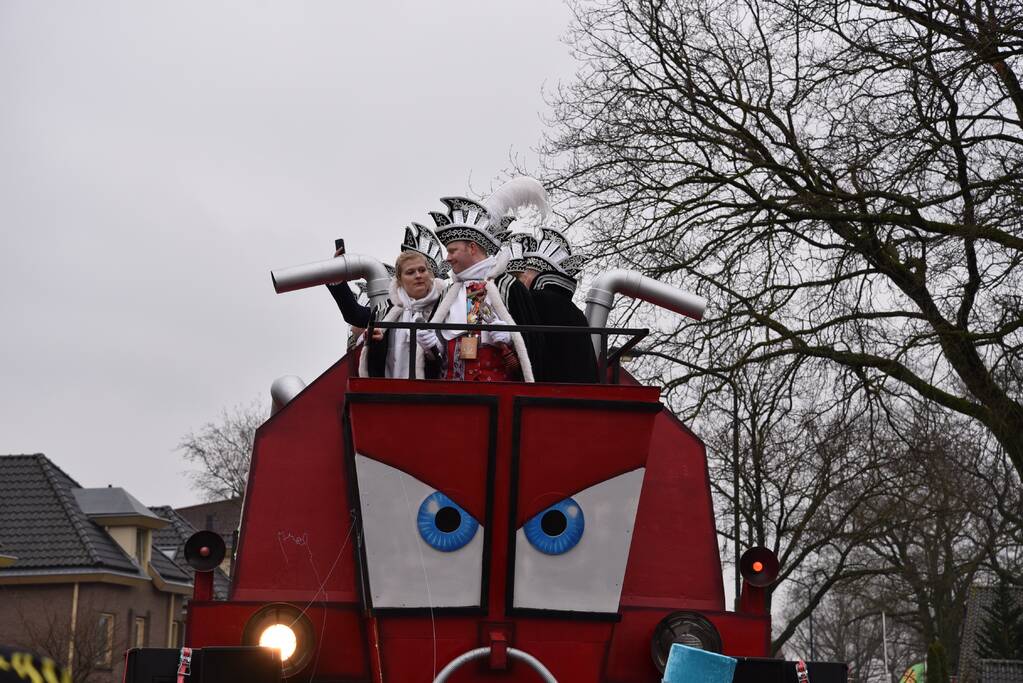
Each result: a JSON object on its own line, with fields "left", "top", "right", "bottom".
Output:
{"left": 1, "top": 1, "right": 578, "bottom": 508}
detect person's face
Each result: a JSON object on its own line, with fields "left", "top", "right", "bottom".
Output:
{"left": 445, "top": 241, "right": 485, "bottom": 274}
{"left": 516, "top": 269, "right": 539, "bottom": 289}
{"left": 399, "top": 256, "right": 434, "bottom": 299}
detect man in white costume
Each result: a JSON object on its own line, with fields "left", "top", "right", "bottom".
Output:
{"left": 419, "top": 195, "right": 542, "bottom": 382}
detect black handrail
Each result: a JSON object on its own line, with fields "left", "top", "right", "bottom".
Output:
{"left": 364, "top": 319, "right": 648, "bottom": 383}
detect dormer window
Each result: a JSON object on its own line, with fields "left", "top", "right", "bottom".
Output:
{"left": 135, "top": 528, "right": 148, "bottom": 566}
{"left": 71, "top": 487, "right": 167, "bottom": 568}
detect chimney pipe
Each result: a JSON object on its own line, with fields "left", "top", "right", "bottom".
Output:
{"left": 271, "top": 253, "right": 391, "bottom": 309}
{"left": 584, "top": 269, "right": 707, "bottom": 354}
{"left": 270, "top": 375, "right": 306, "bottom": 416}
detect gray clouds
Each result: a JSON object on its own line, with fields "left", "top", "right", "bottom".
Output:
{"left": 0, "top": 1, "right": 574, "bottom": 506}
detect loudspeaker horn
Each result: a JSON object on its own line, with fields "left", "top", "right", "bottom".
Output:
{"left": 184, "top": 531, "right": 226, "bottom": 571}
{"left": 739, "top": 546, "right": 779, "bottom": 587}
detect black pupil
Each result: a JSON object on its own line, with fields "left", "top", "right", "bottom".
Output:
{"left": 541, "top": 510, "right": 568, "bottom": 537}
{"left": 435, "top": 506, "right": 461, "bottom": 533}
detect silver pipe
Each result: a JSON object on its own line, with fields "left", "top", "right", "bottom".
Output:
{"left": 584, "top": 269, "right": 707, "bottom": 354}
{"left": 271, "top": 253, "right": 392, "bottom": 308}
{"left": 270, "top": 375, "right": 306, "bottom": 416}
{"left": 432, "top": 647, "right": 558, "bottom": 683}
{"left": 507, "top": 647, "right": 559, "bottom": 683}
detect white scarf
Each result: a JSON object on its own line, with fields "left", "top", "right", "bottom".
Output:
{"left": 442, "top": 256, "right": 502, "bottom": 341}
{"left": 426, "top": 252, "right": 535, "bottom": 382}
{"left": 452, "top": 256, "right": 496, "bottom": 283}
{"left": 385, "top": 279, "right": 444, "bottom": 378}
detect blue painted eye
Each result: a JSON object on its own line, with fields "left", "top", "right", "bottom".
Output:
{"left": 417, "top": 491, "right": 479, "bottom": 552}
{"left": 523, "top": 498, "right": 584, "bottom": 555}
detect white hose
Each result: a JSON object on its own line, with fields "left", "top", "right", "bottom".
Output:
{"left": 431, "top": 646, "right": 558, "bottom": 683}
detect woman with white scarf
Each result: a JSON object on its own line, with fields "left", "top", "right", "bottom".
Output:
{"left": 358, "top": 250, "right": 446, "bottom": 379}
{"left": 328, "top": 225, "right": 450, "bottom": 379}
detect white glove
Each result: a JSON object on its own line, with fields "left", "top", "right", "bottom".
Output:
{"left": 416, "top": 329, "right": 441, "bottom": 353}
{"left": 488, "top": 330, "right": 511, "bottom": 346}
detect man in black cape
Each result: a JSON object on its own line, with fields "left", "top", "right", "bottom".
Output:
{"left": 504, "top": 229, "right": 598, "bottom": 383}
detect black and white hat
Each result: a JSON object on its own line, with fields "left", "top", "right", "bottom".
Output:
{"left": 513, "top": 228, "right": 589, "bottom": 293}
{"left": 402, "top": 223, "right": 450, "bottom": 277}
{"left": 503, "top": 233, "right": 538, "bottom": 274}
{"left": 430, "top": 198, "right": 504, "bottom": 256}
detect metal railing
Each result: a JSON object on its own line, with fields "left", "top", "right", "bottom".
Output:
{"left": 364, "top": 320, "right": 648, "bottom": 384}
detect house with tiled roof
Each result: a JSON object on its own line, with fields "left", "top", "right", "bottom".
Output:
{"left": 958, "top": 582, "right": 1023, "bottom": 683}
{"left": 173, "top": 498, "right": 241, "bottom": 576}
{"left": 149, "top": 505, "right": 230, "bottom": 600}
{"left": 0, "top": 454, "right": 196, "bottom": 683}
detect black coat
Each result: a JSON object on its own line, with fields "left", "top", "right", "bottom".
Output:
{"left": 530, "top": 285, "right": 598, "bottom": 384}
{"left": 494, "top": 273, "right": 545, "bottom": 380}
{"left": 326, "top": 282, "right": 372, "bottom": 327}
{"left": 325, "top": 283, "right": 441, "bottom": 379}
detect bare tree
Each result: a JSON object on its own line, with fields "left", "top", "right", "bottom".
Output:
{"left": 628, "top": 350, "right": 896, "bottom": 653}
{"left": 781, "top": 580, "right": 896, "bottom": 682}
{"left": 179, "top": 400, "right": 264, "bottom": 502}
{"left": 851, "top": 405, "right": 1018, "bottom": 671}
{"left": 14, "top": 596, "right": 124, "bottom": 683}
{"left": 775, "top": 402, "right": 1021, "bottom": 677}
{"left": 540, "top": 0, "right": 1023, "bottom": 480}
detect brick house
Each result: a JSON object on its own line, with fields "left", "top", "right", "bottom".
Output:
{"left": 0, "top": 454, "right": 221, "bottom": 683}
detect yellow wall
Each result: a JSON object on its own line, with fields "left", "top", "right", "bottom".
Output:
{"left": 105, "top": 527, "right": 150, "bottom": 564}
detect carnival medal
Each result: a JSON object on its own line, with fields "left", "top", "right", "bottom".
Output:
{"left": 461, "top": 281, "right": 489, "bottom": 360}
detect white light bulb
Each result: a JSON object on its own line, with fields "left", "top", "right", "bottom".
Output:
{"left": 259, "top": 623, "right": 297, "bottom": 661}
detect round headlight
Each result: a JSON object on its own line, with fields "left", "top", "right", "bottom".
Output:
{"left": 650, "top": 611, "right": 723, "bottom": 673}
{"left": 259, "top": 623, "right": 297, "bottom": 662}
{"left": 243, "top": 603, "right": 315, "bottom": 677}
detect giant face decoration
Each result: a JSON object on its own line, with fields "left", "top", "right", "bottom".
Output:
{"left": 347, "top": 392, "right": 656, "bottom": 616}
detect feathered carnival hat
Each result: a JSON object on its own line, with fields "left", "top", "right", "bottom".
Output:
{"left": 402, "top": 222, "right": 450, "bottom": 277}
{"left": 430, "top": 177, "right": 550, "bottom": 256}
{"left": 487, "top": 177, "right": 590, "bottom": 293}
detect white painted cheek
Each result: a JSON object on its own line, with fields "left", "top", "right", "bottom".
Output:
{"left": 512, "top": 468, "right": 645, "bottom": 613}
{"left": 355, "top": 455, "right": 484, "bottom": 609}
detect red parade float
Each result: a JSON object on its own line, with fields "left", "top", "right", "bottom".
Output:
{"left": 126, "top": 254, "right": 845, "bottom": 683}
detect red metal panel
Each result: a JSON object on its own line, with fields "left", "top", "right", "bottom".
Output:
{"left": 514, "top": 402, "right": 656, "bottom": 524}
{"left": 348, "top": 398, "right": 493, "bottom": 522}
{"left": 619, "top": 410, "right": 726, "bottom": 608}
{"left": 230, "top": 358, "right": 361, "bottom": 604}
{"left": 376, "top": 617, "right": 614, "bottom": 683}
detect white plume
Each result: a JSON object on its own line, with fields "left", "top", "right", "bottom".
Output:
{"left": 483, "top": 177, "right": 551, "bottom": 226}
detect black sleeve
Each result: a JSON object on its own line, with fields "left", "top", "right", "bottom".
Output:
{"left": 326, "top": 282, "right": 372, "bottom": 328}
{"left": 504, "top": 279, "right": 545, "bottom": 380}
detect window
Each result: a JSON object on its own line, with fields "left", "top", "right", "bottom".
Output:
{"left": 96, "top": 613, "right": 115, "bottom": 668}
{"left": 170, "top": 621, "right": 183, "bottom": 648}
{"left": 135, "top": 528, "right": 147, "bottom": 566}
{"left": 133, "top": 616, "right": 146, "bottom": 648}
